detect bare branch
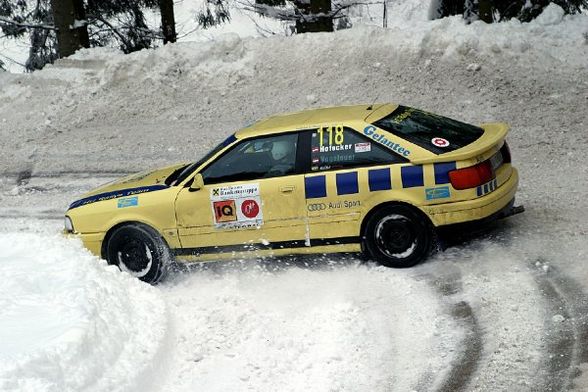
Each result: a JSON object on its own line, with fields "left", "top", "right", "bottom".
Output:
{"left": 0, "top": 16, "right": 57, "bottom": 31}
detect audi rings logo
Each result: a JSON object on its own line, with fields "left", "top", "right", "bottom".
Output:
{"left": 307, "top": 203, "right": 327, "bottom": 212}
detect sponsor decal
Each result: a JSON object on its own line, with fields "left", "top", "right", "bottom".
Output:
{"left": 241, "top": 199, "right": 260, "bottom": 219}
{"left": 307, "top": 200, "right": 361, "bottom": 212}
{"left": 354, "top": 142, "right": 371, "bottom": 153}
{"left": 432, "top": 137, "right": 450, "bottom": 148}
{"left": 213, "top": 200, "right": 237, "bottom": 222}
{"left": 312, "top": 157, "right": 320, "bottom": 164}
{"left": 210, "top": 184, "right": 263, "bottom": 229}
{"left": 117, "top": 196, "right": 138, "bottom": 208}
{"left": 68, "top": 185, "right": 168, "bottom": 210}
{"left": 363, "top": 126, "right": 411, "bottom": 157}
{"left": 312, "top": 146, "right": 320, "bottom": 153}
{"left": 425, "top": 186, "right": 451, "bottom": 200}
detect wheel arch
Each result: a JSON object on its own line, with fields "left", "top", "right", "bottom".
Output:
{"left": 360, "top": 201, "right": 435, "bottom": 242}
{"left": 100, "top": 220, "right": 170, "bottom": 259}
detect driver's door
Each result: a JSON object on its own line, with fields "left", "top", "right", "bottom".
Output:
{"left": 174, "top": 132, "right": 307, "bottom": 253}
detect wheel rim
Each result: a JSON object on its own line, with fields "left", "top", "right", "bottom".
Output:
{"left": 116, "top": 237, "right": 153, "bottom": 278}
{"left": 375, "top": 214, "right": 418, "bottom": 258}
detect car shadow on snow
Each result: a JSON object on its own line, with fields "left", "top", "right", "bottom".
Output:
{"left": 161, "top": 218, "right": 524, "bottom": 285}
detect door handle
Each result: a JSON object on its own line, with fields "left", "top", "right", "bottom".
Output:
{"left": 280, "top": 185, "right": 295, "bottom": 193}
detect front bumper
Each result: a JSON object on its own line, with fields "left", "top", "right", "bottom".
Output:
{"left": 63, "top": 230, "right": 104, "bottom": 257}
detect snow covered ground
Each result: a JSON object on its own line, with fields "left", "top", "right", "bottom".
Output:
{"left": 1, "top": 2, "right": 588, "bottom": 391}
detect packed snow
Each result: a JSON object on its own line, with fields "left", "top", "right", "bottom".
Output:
{"left": 1, "top": 1, "right": 588, "bottom": 391}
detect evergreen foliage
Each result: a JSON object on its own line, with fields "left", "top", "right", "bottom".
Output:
{"left": 0, "top": 0, "right": 162, "bottom": 71}
{"left": 434, "top": 0, "right": 587, "bottom": 22}
{"left": 197, "top": 0, "right": 231, "bottom": 29}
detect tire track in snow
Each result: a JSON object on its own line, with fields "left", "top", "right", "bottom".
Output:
{"left": 530, "top": 260, "right": 588, "bottom": 391}
{"left": 419, "top": 266, "right": 482, "bottom": 392}
{"left": 436, "top": 301, "right": 482, "bottom": 392}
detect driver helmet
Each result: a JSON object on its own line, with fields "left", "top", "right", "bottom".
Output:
{"left": 271, "top": 140, "right": 293, "bottom": 160}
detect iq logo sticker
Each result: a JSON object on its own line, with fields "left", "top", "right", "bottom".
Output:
{"left": 213, "top": 200, "right": 237, "bottom": 222}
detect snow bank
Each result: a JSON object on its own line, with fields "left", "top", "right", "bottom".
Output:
{"left": 0, "top": 233, "right": 167, "bottom": 392}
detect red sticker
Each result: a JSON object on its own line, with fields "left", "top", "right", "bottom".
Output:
{"left": 213, "top": 200, "right": 237, "bottom": 222}
{"left": 312, "top": 147, "right": 320, "bottom": 153}
{"left": 432, "top": 137, "right": 449, "bottom": 148}
{"left": 241, "top": 199, "right": 260, "bottom": 218}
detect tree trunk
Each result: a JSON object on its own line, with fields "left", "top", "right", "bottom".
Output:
{"left": 50, "top": 0, "right": 89, "bottom": 58}
{"left": 295, "top": 0, "right": 333, "bottom": 33}
{"left": 477, "top": 0, "right": 493, "bottom": 22}
{"left": 436, "top": 0, "right": 466, "bottom": 17}
{"left": 159, "top": 0, "right": 176, "bottom": 44}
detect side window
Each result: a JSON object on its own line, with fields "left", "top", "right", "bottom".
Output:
{"left": 202, "top": 133, "right": 298, "bottom": 184}
{"left": 309, "top": 126, "right": 406, "bottom": 172}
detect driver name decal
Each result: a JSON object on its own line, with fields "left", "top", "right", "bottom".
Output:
{"left": 210, "top": 184, "right": 263, "bottom": 229}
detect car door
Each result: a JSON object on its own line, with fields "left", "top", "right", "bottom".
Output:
{"left": 303, "top": 125, "right": 408, "bottom": 241}
{"left": 174, "top": 132, "right": 307, "bottom": 253}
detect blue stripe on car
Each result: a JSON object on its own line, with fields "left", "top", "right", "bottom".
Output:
{"left": 305, "top": 176, "right": 327, "bottom": 199}
{"left": 69, "top": 185, "right": 168, "bottom": 210}
{"left": 368, "top": 168, "right": 391, "bottom": 192}
{"left": 434, "top": 162, "right": 456, "bottom": 184}
{"left": 401, "top": 166, "right": 424, "bottom": 188}
{"left": 336, "top": 172, "right": 359, "bottom": 195}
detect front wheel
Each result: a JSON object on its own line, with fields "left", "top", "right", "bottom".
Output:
{"left": 104, "top": 223, "right": 170, "bottom": 284}
{"left": 362, "top": 205, "right": 434, "bottom": 268}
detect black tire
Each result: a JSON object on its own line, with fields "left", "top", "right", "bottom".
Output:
{"left": 362, "top": 204, "right": 434, "bottom": 268}
{"left": 104, "top": 223, "right": 170, "bottom": 284}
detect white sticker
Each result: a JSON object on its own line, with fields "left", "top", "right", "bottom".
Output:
{"left": 354, "top": 142, "right": 371, "bottom": 153}
{"left": 210, "top": 184, "right": 263, "bottom": 229}
{"left": 431, "top": 137, "right": 450, "bottom": 148}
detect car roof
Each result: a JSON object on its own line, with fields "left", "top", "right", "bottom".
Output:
{"left": 236, "top": 103, "right": 399, "bottom": 139}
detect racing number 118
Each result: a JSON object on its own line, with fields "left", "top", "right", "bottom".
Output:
{"left": 318, "top": 125, "right": 344, "bottom": 147}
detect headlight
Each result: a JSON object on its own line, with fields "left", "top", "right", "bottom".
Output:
{"left": 64, "top": 216, "right": 74, "bottom": 233}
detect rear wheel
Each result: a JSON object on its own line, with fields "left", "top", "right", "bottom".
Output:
{"left": 362, "top": 205, "right": 434, "bottom": 268}
{"left": 104, "top": 223, "right": 170, "bottom": 284}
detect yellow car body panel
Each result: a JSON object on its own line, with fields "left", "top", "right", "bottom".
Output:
{"left": 65, "top": 103, "right": 520, "bottom": 263}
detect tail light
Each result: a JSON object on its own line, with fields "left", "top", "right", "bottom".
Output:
{"left": 449, "top": 161, "right": 494, "bottom": 190}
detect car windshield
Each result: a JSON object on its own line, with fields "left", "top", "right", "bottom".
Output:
{"left": 373, "top": 106, "right": 484, "bottom": 154}
{"left": 171, "top": 134, "right": 237, "bottom": 186}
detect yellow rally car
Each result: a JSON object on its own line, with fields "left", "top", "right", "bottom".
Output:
{"left": 65, "top": 104, "right": 523, "bottom": 283}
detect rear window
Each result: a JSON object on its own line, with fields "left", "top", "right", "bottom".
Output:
{"left": 373, "top": 106, "right": 484, "bottom": 154}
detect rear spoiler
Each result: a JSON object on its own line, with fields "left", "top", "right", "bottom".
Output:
{"left": 409, "top": 122, "right": 510, "bottom": 165}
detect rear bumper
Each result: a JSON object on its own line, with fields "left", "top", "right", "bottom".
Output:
{"left": 423, "top": 168, "right": 520, "bottom": 227}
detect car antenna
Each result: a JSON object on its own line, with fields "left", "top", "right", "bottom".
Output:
{"left": 367, "top": 92, "right": 381, "bottom": 110}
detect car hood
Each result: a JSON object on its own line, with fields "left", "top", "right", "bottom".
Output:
{"left": 68, "top": 163, "right": 186, "bottom": 210}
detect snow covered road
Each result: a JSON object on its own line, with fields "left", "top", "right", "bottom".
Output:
{"left": 2, "top": 180, "right": 588, "bottom": 391}
{"left": 2, "top": 3, "right": 588, "bottom": 390}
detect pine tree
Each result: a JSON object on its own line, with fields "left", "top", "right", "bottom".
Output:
{"left": 433, "top": 0, "right": 587, "bottom": 22}
{"left": 0, "top": 0, "right": 177, "bottom": 71}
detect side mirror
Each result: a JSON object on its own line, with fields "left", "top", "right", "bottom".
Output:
{"left": 189, "top": 173, "right": 204, "bottom": 192}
